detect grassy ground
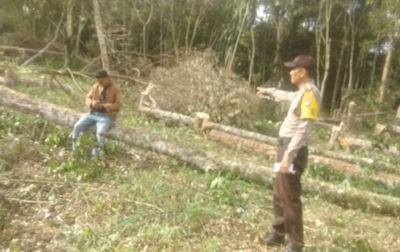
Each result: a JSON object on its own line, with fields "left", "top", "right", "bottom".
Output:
{"left": 1, "top": 124, "right": 400, "bottom": 252}
{"left": 1, "top": 71, "right": 400, "bottom": 251}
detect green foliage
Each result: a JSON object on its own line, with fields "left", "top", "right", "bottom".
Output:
{"left": 306, "top": 162, "right": 400, "bottom": 198}
{"left": 330, "top": 237, "right": 375, "bottom": 252}
{"left": 207, "top": 174, "right": 243, "bottom": 206}
{"left": 45, "top": 133, "right": 126, "bottom": 182}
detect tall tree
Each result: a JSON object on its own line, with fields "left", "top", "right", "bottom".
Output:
{"left": 64, "top": 0, "right": 75, "bottom": 68}
{"left": 133, "top": 0, "right": 154, "bottom": 58}
{"left": 377, "top": 0, "right": 399, "bottom": 102}
{"left": 92, "top": 0, "right": 110, "bottom": 71}
{"left": 315, "top": 0, "right": 335, "bottom": 101}
{"left": 330, "top": 15, "right": 349, "bottom": 113}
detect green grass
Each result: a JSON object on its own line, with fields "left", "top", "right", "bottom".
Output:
{"left": 305, "top": 162, "right": 400, "bottom": 198}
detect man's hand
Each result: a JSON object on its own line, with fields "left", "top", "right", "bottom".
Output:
{"left": 280, "top": 160, "right": 290, "bottom": 174}
{"left": 256, "top": 87, "right": 274, "bottom": 97}
{"left": 91, "top": 101, "right": 104, "bottom": 110}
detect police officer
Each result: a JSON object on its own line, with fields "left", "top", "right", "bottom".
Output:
{"left": 257, "top": 55, "right": 321, "bottom": 252}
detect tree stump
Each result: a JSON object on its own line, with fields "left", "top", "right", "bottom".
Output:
{"left": 194, "top": 112, "right": 211, "bottom": 135}
{"left": 40, "top": 75, "right": 52, "bottom": 88}
{"left": 347, "top": 101, "right": 357, "bottom": 131}
{"left": 375, "top": 124, "right": 386, "bottom": 135}
{"left": 4, "top": 69, "right": 15, "bottom": 87}
{"left": 333, "top": 108, "right": 341, "bottom": 120}
{"left": 329, "top": 121, "right": 345, "bottom": 149}
{"left": 395, "top": 105, "right": 400, "bottom": 126}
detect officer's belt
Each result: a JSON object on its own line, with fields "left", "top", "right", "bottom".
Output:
{"left": 278, "top": 137, "right": 292, "bottom": 146}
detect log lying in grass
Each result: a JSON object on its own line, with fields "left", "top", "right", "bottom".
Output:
{"left": 203, "top": 127, "right": 400, "bottom": 186}
{"left": 375, "top": 123, "right": 400, "bottom": 135}
{"left": 1, "top": 85, "right": 400, "bottom": 217}
{"left": 337, "top": 136, "right": 373, "bottom": 150}
{"left": 206, "top": 129, "right": 276, "bottom": 156}
{"left": 138, "top": 106, "right": 278, "bottom": 145}
{"left": 139, "top": 104, "right": 400, "bottom": 176}
{"left": 0, "top": 45, "right": 64, "bottom": 56}
{"left": 0, "top": 71, "right": 72, "bottom": 93}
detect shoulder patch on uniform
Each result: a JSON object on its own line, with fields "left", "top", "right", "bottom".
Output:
{"left": 300, "top": 91, "right": 319, "bottom": 120}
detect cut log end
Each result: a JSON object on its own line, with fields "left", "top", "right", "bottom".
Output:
{"left": 194, "top": 112, "right": 211, "bottom": 134}
{"left": 375, "top": 124, "right": 386, "bottom": 135}
{"left": 139, "top": 82, "right": 157, "bottom": 109}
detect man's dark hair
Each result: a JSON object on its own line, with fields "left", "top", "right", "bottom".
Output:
{"left": 95, "top": 69, "right": 108, "bottom": 78}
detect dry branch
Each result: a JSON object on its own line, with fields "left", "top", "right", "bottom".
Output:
{"left": 37, "top": 68, "right": 148, "bottom": 86}
{"left": 20, "top": 16, "right": 63, "bottom": 68}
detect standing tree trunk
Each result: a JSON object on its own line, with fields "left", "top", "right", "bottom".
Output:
{"left": 92, "top": 0, "right": 110, "bottom": 71}
{"left": 226, "top": 1, "right": 249, "bottom": 72}
{"left": 315, "top": 6, "right": 322, "bottom": 88}
{"left": 189, "top": 8, "right": 206, "bottom": 49}
{"left": 271, "top": 6, "right": 285, "bottom": 84}
{"left": 185, "top": 1, "right": 195, "bottom": 51}
{"left": 330, "top": 19, "right": 349, "bottom": 113}
{"left": 75, "top": 0, "right": 87, "bottom": 55}
{"left": 248, "top": 25, "right": 256, "bottom": 85}
{"left": 347, "top": 13, "right": 356, "bottom": 89}
{"left": 133, "top": 0, "right": 154, "bottom": 58}
{"left": 345, "top": 1, "right": 363, "bottom": 91}
{"left": 319, "top": 0, "right": 334, "bottom": 102}
{"left": 64, "top": 0, "right": 75, "bottom": 68}
{"left": 378, "top": 34, "right": 395, "bottom": 103}
{"left": 168, "top": 0, "right": 179, "bottom": 59}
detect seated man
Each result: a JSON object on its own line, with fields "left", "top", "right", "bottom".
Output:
{"left": 71, "top": 69, "right": 122, "bottom": 157}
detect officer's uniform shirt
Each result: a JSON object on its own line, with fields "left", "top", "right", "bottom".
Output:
{"left": 268, "top": 81, "right": 321, "bottom": 163}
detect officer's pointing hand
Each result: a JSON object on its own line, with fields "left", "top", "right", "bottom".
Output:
{"left": 257, "top": 87, "right": 274, "bottom": 97}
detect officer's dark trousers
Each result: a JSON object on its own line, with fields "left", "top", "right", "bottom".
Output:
{"left": 271, "top": 144, "right": 308, "bottom": 251}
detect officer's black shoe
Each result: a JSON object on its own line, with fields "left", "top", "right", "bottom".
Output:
{"left": 282, "top": 246, "right": 302, "bottom": 252}
{"left": 265, "top": 235, "right": 285, "bottom": 246}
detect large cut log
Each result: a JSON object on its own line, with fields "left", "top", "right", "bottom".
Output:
{"left": 337, "top": 136, "right": 373, "bottom": 150}
{"left": 1, "top": 85, "right": 400, "bottom": 217}
{"left": 0, "top": 46, "right": 64, "bottom": 56}
{"left": 205, "top": 128, "right": 400, "bottom": 187}
{"left": 382, "top": 124, "right": 400, "bottom": 134}
{"left": 206, "top": 129, "right": 276, "bottom": 156}
{"left": 139, "top": 105, "right": 400, "bottom": 175}
{"left": 138, "top": 106, "right": 277, "bottom": 145}
{"left": 0, "top": 72, "right": 72, "bottom": 93}
{"left": 309, "top": 147, "right": 399, "bottom": 175}
{"left": 388, "top": 125, "right": 400, "bottom": 134}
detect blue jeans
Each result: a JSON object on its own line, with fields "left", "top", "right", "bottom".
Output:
{"left": 71, "top": 111, "right": 113, "bottom": 157}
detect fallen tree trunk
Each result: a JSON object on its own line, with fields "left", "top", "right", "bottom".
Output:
{"left": 1, "top": 85, "right": 400, "bottom": 217}
{"left": 206, "top": 129, "right": 276, "bottom": 156}
{"left": 309, "top": 147, "right": 399, "bottom": 175}
{"left": 139, "top": 105, "right": 400, "bottom": 175}
{"left": 205, "top": 128, "right": 400, "bottom": 186}
{"left": 0, "top": 73, "right": 72, "bottom": 93}
{"left": 388, "top": 125, "right": 400, "bottom": 134}
{"left": 0, "top": 46, "right": 64, "bottom": 56}
{"left": 376, "top": 123, "right": 400, "bottom": 135}
{"left": 337, "top": 136, "right": 373, "bottom": 150}
{"left": 138, "top": 106, "right": 277, "bottom": 145}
